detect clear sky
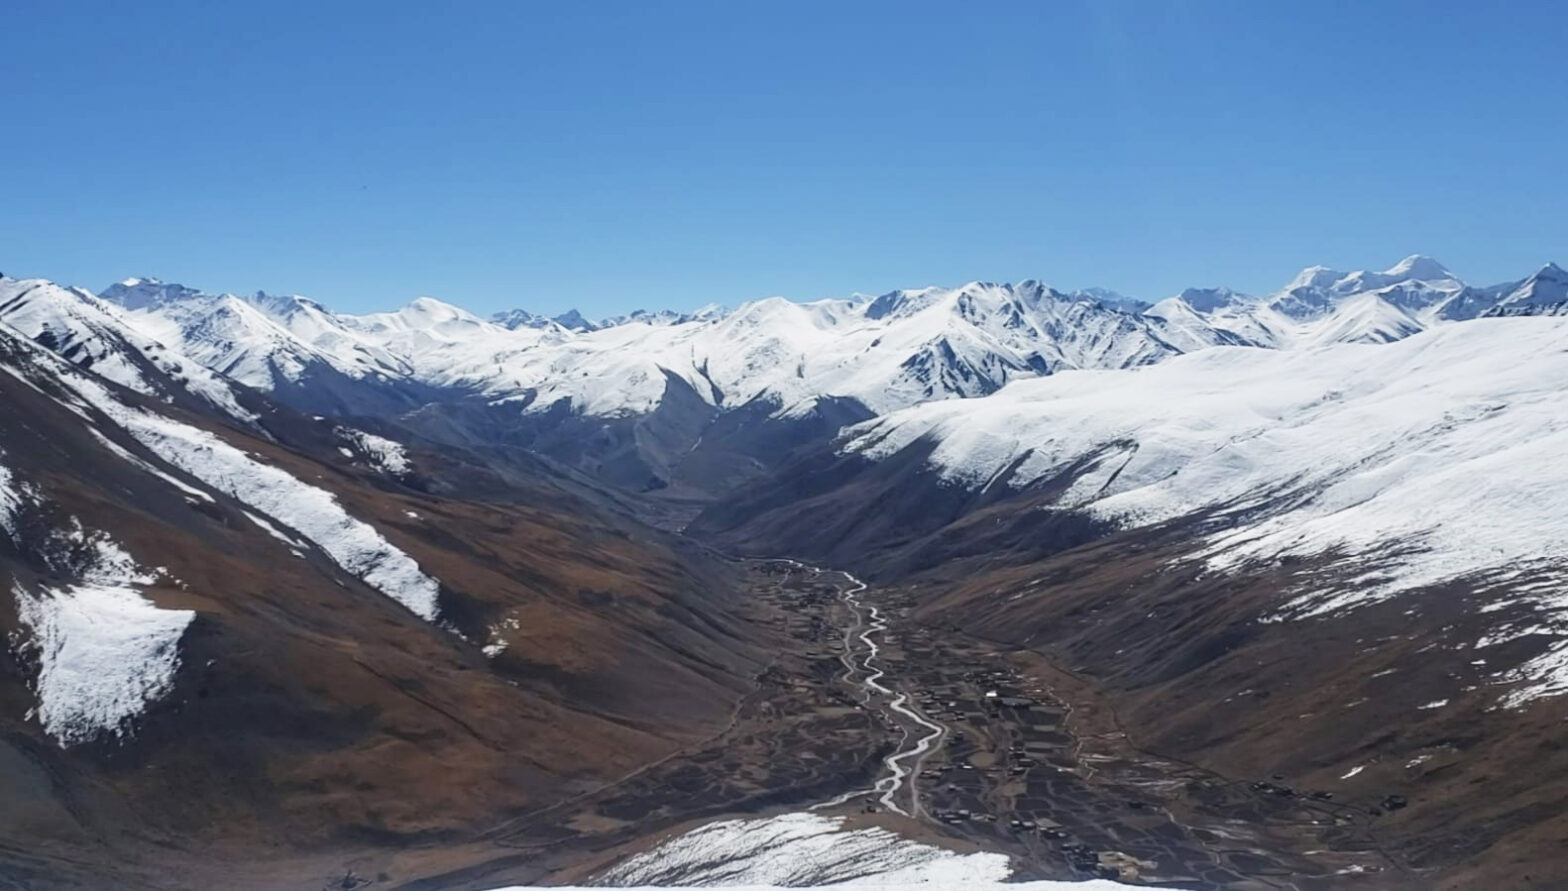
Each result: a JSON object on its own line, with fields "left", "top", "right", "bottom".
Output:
{"left": 2, "top": 1, "right": 1564, "bottom": 316}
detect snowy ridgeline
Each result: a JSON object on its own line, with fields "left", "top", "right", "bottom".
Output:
{"left": 485, "top": 812, "right": 1150, "bottom": 890}
{"left": 78, "top": 256, "right": 1564, "bottom": 425}
{"left": 841, "top": 316, "right": 1568, "bottom": 706}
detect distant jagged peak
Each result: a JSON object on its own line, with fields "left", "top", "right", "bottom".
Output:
{"left": 862, "top": 286, "right": 944, "bottom": 320}
{"left": 1271, "top": 255, "right": 1465, "bottom": 319}
{"left": 491, "top": 302, "right": 727, "bottom": 332}
{"left": 1494, "top": 260, "right": 1568, "bottom": 310}
{"left": 601, "top": 307, "right": 690, "bottom": 327}
{"left": 1282, "top": 255, "right": 1460, "bottom": 295}
{"left": 1522, "top": 260, "right": 1566, "bottom": 285}
{"left": 553, "top": 308, "right": 597, "bottom": 330}
{"left": 490, "top": 307, "right": 578, "bottom": 332}
{"left": 685, "top": 302, "right": 728, "bottom": 322}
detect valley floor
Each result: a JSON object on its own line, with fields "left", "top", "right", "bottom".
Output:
{"left": 331, "top": 562, "right": 1431, "bottom": 891}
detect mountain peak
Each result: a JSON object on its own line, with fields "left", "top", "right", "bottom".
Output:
{"left": 553, "top": 308, "right": 596, "bottom": 330}
{"left": 1175, "top": 287, "right": 1249, "bottom": 313}
{"left": 99, "top": 277, "right": 206, "bottom": 310}
{"left": 1384, "top": 254, "right": 1452, "bottom": 280}
{"left": 401, "top": 296, "right": 475, "bottom": 319}
{"left": 1284, "top": 265, "right": 1346, "bottom": 293}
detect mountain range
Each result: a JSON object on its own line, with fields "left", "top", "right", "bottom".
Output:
{"left": 80, "top": 255, "right": 1568, "bottom": 424}
{"left": 2, "top": 255, "right": 1567, "bottom": 888}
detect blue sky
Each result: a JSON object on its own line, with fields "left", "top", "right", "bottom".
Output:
{"left": 2, "top": 1, "right": 1564, "bottom": 315}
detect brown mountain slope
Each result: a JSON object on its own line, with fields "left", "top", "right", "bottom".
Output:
{"left": 0, "top": 325, "right": 769, "bottom": 888}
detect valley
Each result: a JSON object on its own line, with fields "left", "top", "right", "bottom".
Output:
{"left": 387, "top": 561, "right": 1428, "bottom": 890}
{"left": 2, "top": 257, "right": 1567, "bottom": 888}
{"left": 6, "top": 0, "right": 1567, "bottom": 884}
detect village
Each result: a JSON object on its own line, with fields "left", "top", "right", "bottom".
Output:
{"left": 799, "top": 567, "right": 1399, "bottom": 888}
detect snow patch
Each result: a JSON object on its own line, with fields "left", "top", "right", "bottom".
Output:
{"left": 336, "top": 427, "right": 412, "bottom": 475}
{"left": 580, "top": 812, "right": 1151, "bottom": 889}
{"left": 0, "top": 456, "right": 37, "bottom": 539}
{"left": 8, "top": 526, "right": 193, "bottom": 746}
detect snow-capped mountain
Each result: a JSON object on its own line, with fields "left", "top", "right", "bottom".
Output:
{"left": 87, "top": 256, "right": 1549, "bottom": 430}
{"left": 91, "top": 278, "right": 1199, "bottom": 423}
{"left": 85, "top": 277, "right": 1206, "bottom": 432}
{"left": 1483, "top": 261, "right": 1568, "bottom": 316}
{"left": 0, "top": 255, "right": 1553, "bottom": 502}
{"left": 0, "top": 255, "right": 1518, "bottom": 497}
{"left": 99, "top": 277, "right": 411, "bottom": 390}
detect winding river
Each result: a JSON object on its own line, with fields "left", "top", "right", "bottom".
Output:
{"left": 788, "top": 561, "right": 947, "bottom": 819}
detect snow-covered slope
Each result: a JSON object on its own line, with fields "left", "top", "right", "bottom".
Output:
{"left": 2, "top": 466, "right": 195, "bottom": 747}
{"left": 11, "top": 528, "right": 194, "bottom": 747}
{"left": 838, "top": 316, "right": 1568, "bottom": 705}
